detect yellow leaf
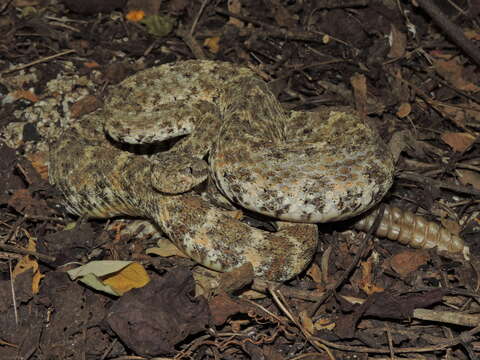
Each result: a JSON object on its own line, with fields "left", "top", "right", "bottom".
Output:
{"left": 103, "top": 263, "right": 150, "bottom": 296}
{"left": 32, "top": 269, "right": 44, "bottom": 294}
{"left": 203, "top": 37, "right": 220, "bottom": 54}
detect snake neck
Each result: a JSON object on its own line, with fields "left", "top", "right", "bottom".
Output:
{"left": 219, "top": 75, "right": 288, "bottom": 143}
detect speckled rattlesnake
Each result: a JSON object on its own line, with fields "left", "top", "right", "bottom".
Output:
{"left": 49, "top": 60, "right": 435, "bottom": 280}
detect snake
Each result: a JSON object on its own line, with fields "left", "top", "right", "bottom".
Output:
{"left": 49, "top": 60, "right": 395, "bottom": 281}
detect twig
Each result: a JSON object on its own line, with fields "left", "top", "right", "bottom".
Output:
{"left": 413, "top": 308, "right": 480, "bottom": 327}
{"left": 0, "top": 243, "right": 56, "bottom": 263}
{"left": 176, "top": 26, "right": 208, "bottom": 60}
{"left": 8, "top": 260, "right": 18, "bottom": 325}
{"left": 414, "top": 0, "right": 480, "bottom": 66}
{"left": 252, "top": 278, "right": 325, "bottom": 302}
{"left": 190, "top": 0, "right": 210, "bottom": 36}
{"left": 308, "top": 205, "right": 386, "bottom": 317}
{"left": 216, "top": 8, "right": 350, "bottom": 46}
{"left": 397, "top": 171, "right": 480, "bottom": 197}
{"left": 0, "top": 49, "right": 76, "bottom": 76}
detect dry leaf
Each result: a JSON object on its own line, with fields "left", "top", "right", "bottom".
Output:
{"left": 390, "top": 250, "right": 430, "bottom": 277}
{"left": 12, "top": 234, "right": 44, "bottom": 294}
{"left": 102, "top": 262, "right": 150, "bottom": 296}
{"left": 70, "top": 95, "right": 102, "bottom": 119}
{"left": 396, "top": 102, "right": 411, "bottom": 118}
{"left": 306, "top": 263, "right": 322, "bottom": 283}
{"left": 227, "top": 0, "right": 243, "bottom": 28}
{"left": 350, "top": 73, "right": 367, "bottom": 116}
{"left": 11, "top": 90, "right": 38, "bottom": 103}
{"left": 441, "top": 132, "right": 476, "bottom": 152}
{"left": 68, "top": 260, "right": 150, "bottom": 296}
{"left": 8, "top": 188, "right": 53, "bottom": 217}
{"left": 268, "top": 0, "right": 296, "bottom": 28}
{"left": 433, "top": 58, "right": 480, "bottom": 92}
{"left": 217, "top": 263, "right": 254, "bottom": 294}
{"left": 313, "top": 317, "right": 336, "bottom": 331}
{"left": 203, "top": 36, "right": 221, "bottom": 54}
{"left": 359, "top": 259, "right": 384, "bottom": 295}
{"left": 457, "top": 169, "right": 480, "bottom": 190}
{"left": 25, "top": 151, "right": 49, "bottom": 180}
{"left": 126, "top": 9, "right": 145, "bottom": 21}
{"left": 84, "top": 61, "right": 100, "bottom": 68}
{"left": 299, "top": 310, "right": 314, "bottom": 334}
{"left": 146, "top": 237, "right": 188, "bottom": 258}
{"left": 388, "top": 24, "right": 407, "bottom": 59}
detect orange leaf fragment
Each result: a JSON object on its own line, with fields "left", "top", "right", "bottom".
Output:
{"left": 126, "top": 10, "right": 145, "bottom": 22}
{"left": 12, "top": 90, "right": 38, "bottom": 103}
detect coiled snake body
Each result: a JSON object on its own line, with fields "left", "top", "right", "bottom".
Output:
{"left": 49, "top": 60, "right": 395, "bottom": 280}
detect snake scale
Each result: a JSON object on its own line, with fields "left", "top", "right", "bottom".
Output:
{"left": 49, "top": 60, "right": 403, "bottom": 281}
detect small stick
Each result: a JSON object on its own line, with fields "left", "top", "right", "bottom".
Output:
{"left": 0, "top": 49, "right": 76, "bottom": 76}
{"left": 414, "top": 0, "right": 480, "bottom": 66}
{"left": 0, "top": 243, "right": 56, "bottom": 263}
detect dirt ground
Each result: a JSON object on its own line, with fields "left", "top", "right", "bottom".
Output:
{"left": 0, "top": 0, "right": 480, "bottom": 359}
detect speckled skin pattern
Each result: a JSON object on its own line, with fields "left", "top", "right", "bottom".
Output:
{"left": 49, "top": 60, "right": 395, "bottom": 280}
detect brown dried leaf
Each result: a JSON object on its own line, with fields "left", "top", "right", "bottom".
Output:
{"left": 107, "top": 270, "right": 210, "bottom": 357}
{"left": 217, "top": 263, "right": 254, "bottom": 294}
{"left": 8, "top": 189, "right": 52, "bottom": 217}
{"left": 146, "top": 237, "right": 188, "bottom": 258}
{"left": 227, "top": 0, "right": 244, "bottom": 28}
{"left": 387, "top": 24, "right": 407, "bottom": 59}
{"left": 441, "top": 132, "right": 476, "bottom": 152}
{"left": 433, "top": 103, "right": 467, "bottom": 128}
{"left": 433, "top": 58, "right": 480, "bottom": 92}
{"left": 299, "top": 310, "right": 314, "bottom": 335}
{"left": 268, "top": 0, "right": 297, "bottom": 28}
{"left": 390, "top": 250, "right": 430, "bottom": 277}
{"left": 359, "top": 259, "right": 384, "bottom": 295}
{"left": 350, "top": 73, "right": 367, "bottom": 116}
{"left": 12, "top": 90, "right": 38, "bottom": 103}
{"left": 209, "top": 292, "right": 250, "bottom": 326}
{"left": 457, "top": 169, "right": 480, "bottom": 190}
{"left": 25, "top": 151, "right": 49, "bottom": 181}
{"left": 306, "top": 263, "right": 322, "bottom": 283}
{"left": 70, "top": 95, "right": 102, "bottom": 119}
{"left": 396, "top": 102, "right": 411, "bottom": 118}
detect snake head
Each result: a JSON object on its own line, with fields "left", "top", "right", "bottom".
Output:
{"left": 150, "top": 152, "right": 208, "bottom": 194}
